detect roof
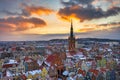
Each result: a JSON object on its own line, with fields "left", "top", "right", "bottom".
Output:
{"left": 2, "top": 63, "right": 18, "bottom": 68}
{"left": 66, "top": 53, "right": 73, "bottom": 58}
{"left": 69, "top": 51, "right": 76, "bottom": 55}
{"left": 45, "top": 54, "right": 63, "bottom": 66}
{"left": 100, "top": 68, "right": 107, "bottom": 72}
{"left": 25, "top": 70, "right": 42, "bottom": 76}
{"left": 89, "top": 69, "right": 99, "bottom": 76}
{"left": 46, "top": 54, "right": 60, "bottom": 62}
{"left": 95, "top": 56, "right": 102, "bottom": 60}
{"left": 24, "top": 56, "right": 34, "bottom": 63}
{"left": 2, "top": 59, "right": 18, "bottom": 68}
{"left": 78, "top": 69, "right": 86, "bottom": 76}
{"left": 21, "top": 74, "right": 27, "bottom": 80}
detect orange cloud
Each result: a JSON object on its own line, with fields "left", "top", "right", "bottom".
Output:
{"left": 79, "top": 27, "right": 96, "bottom": 32}
{"left": 57, "top": 14, "right": 78, "bottom": 22}
{"left": 58, "top": 3, "right": 120, "bottom": 22}
{"left": 22, "top": 5, "right": 53, "bottom": 16}
{"left": 0, "top": 16, "right": 46, "bottom": 32}
{"left": 78, "top": 22, "right": 120, "bottom": 32}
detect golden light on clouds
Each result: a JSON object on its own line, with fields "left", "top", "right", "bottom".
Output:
{"left": 77, "top": 22, "right": 120, "bottom": 33}
{"left": 0, "top": 0, "right": 120, "bottom": 40}
{"left": 79, "top": 27, "right": 96, "bottom": 32}
{"left": 23, "top": 5, "right": 53, "bottom": 16}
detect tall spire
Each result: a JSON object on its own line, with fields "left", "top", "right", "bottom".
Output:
{"left": 70, "top": 19, "right": 73, "bottom": 37}
{"left": 68, "top": 19, "right": 76, "bottom": 53}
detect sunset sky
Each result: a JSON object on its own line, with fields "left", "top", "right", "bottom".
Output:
{"left": 0, "top": 0, "right": 120, "bottom": 41}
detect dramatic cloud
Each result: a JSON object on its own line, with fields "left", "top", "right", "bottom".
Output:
{"left": 62, "top": 0, "right": 120, "bottom": 8}
{"left": 59, "top": 0, "right": 120, "bottom": 21}
{"left": 92, "top": 0, "right": 120, "bottom": 8}
{"left": 79, "top": 27, "right": 96, "bottom": 32}
{"left": 0, "top": 16, "right": 46, "bottom": 31}
{"left": 58, "top": 5, "right": 120, "bottom": 21}
{"left": 78, "top": 22, "right": 120, "bottom": 32}
{"left": 61, "top": 0, "right": 94, "bottom": 6}
{"left": 0, "top": 4, "right": 53, "bottom": 17}
{"left": 0, "top": 10, "right": 21, "bottom": 16}
{"left": 0, "top": 0, "right": 120, "bottom": 40}
{"left": 84, "top": 22, "right": 120, "bottom": 27}
{"left": 21, "top": 4, "right": 53, "bottom": 16}
{"left": 98, "top": 22, "right": 120, "bottom": 26}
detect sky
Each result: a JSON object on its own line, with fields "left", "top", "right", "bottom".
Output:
{"left": 0, "top": 0, "right": 120, "bottom": 41}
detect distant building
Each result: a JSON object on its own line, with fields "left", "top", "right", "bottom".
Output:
{"left": 0, "top": 59, "right": 3, "bottom": 71}
{"left": 24, "top": 56, "right": 39, "bottom": 72}
{"left": 68, "top": 20, "right": 76, "bottom": 54}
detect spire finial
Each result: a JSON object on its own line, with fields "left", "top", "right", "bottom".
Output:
{"left": 71, "top": 19, "right": 73, "bottom": 27}
{"left": 70, "top": 19, "right": 73, "bottom": 37}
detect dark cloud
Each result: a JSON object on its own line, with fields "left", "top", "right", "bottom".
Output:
{"left": 0, "top": 4, "right": 53, "bottom": 17}
{"left": 98, "top": 22, "right": 120, "bottom": 26}
{"left": 58, "top": 5, "right": 120, "bottom": 21}
{"left": 61, "top": 0, "right": 94, "bottom": 6}
{"left": 0, "top": 3, "right": 53, "bottom": 17}
{"left": 59, "top": 0, "right": 120, "bottom": 21}
{"left": 0, "top": 16, "right": 46, "bottom": 31}
{"left": 0, "top": 0, "right": 21, "bottom": 16}
{"left": 92, "top": 0, "right": 120, "bottom": 8}
{"left": 0, "top": 10, "right": 21, "bottom": 16}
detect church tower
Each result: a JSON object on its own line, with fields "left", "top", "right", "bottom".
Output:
{"left": 68, "top": 20, "right": 75, "bottom": 52}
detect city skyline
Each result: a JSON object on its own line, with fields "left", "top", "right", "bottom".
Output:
{"left": 0, "top": 0, "right": 120, "bottom": 41}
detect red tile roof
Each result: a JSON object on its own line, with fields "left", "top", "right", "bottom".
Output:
{"left": 24, "top": 56, "right": 34, "bottom": 62}
{"left": 2, "top": 63, "right": 18, "bottom": 68}
{"left": 100, "top": 68, "right": 107, "bottom": 72}
{"left": 89, "top": 69, "right": 99, "bottom": 76}
{"left": 21, "top": 74, "right": 27, "bottom": 80}
{"left": 69, "top": 51, "right": 76, "bottom": 55}
{"left": 46, "top": 54, "right": 57, "bottom": 63}
{"left": 46, "top": 54, "right": 62, "bottom": 66}
{"left": 78, "top": 69, "right": 86, "bottom": 76}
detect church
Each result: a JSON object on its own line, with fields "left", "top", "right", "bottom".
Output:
{"left": 68, "top": 20, "right": 76, "bottom": 55}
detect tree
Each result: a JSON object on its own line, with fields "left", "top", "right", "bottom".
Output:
{"left": 84, "top": 72, "right": 91, "bottom": 80}
{"left": 97, "top": 72, "right": 105, "bottom": 80}
{"left": 106, "top": 71, "right": 111, "bottom": 80}
{"left": 100, "top": 58, "right": 106, "bottom": 67}
{"left": 27, "top": 73, "right": 33, "bottom": 79}
{"left": 91, "top": 74, "right": 96, "bottom": 80}
{"left": 41, "top": 67, "right": 48, "bottom": 79}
